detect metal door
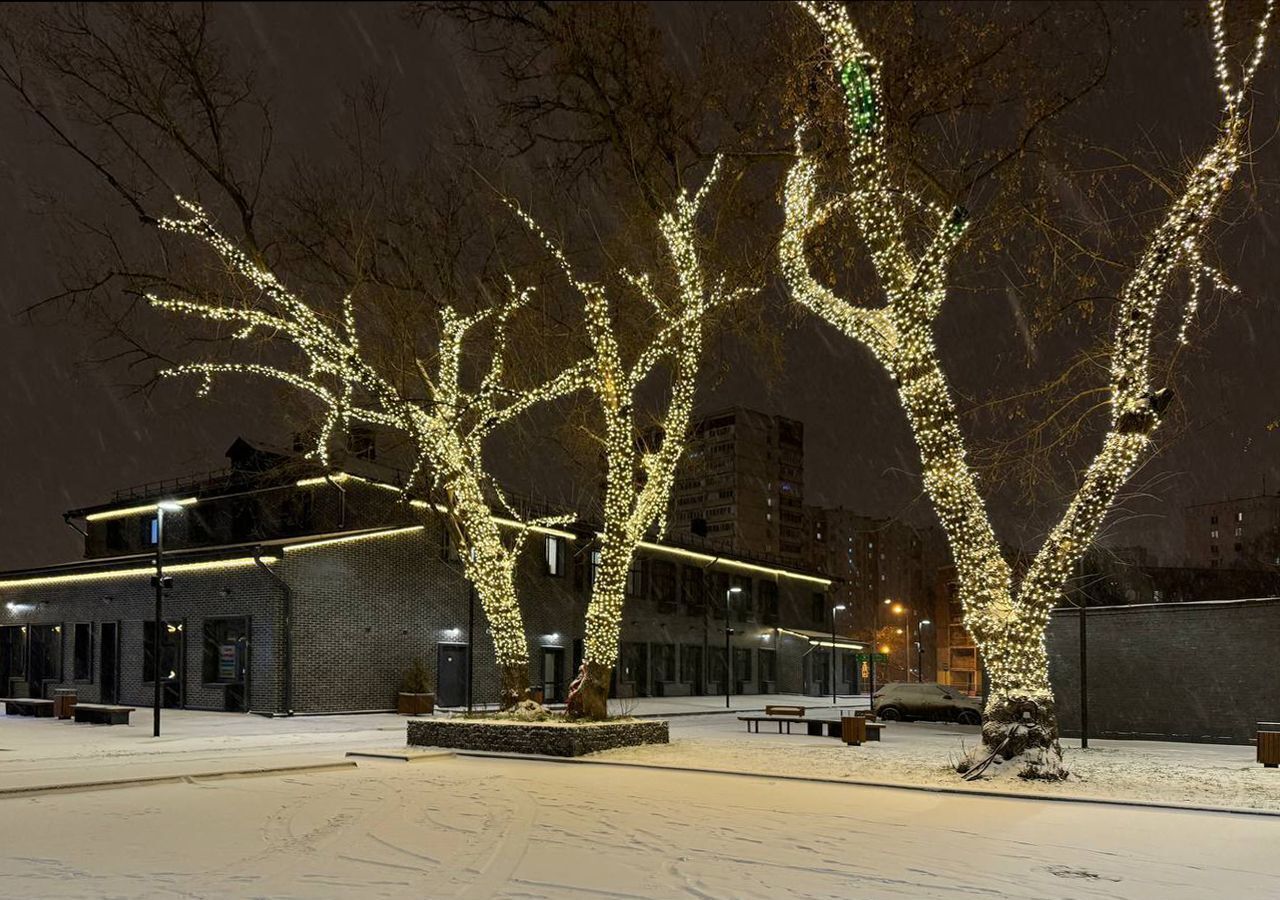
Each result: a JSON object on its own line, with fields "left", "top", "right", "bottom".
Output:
{"left": 437, "top": 643, "right": 468, "bottom": 707}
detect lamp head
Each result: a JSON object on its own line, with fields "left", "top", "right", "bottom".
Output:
{"left": 728, "top": 586, "right": 743, "bottom": 594}
{"left": 833, "top": 604, "right": 847, "bottom": 611}
{"left": 157, "top": 500, "right": 185, "bottom": 512}
{"left": 920, "top": 619, "right": 932, "bottom": 626}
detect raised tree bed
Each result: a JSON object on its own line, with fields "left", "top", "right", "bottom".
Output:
{"left": 407, "top": 717, "right": 669, "bottom": 757}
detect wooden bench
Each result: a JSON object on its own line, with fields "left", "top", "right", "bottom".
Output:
{"left": 2, "top": 698, "right": 55, "bottom": 717}
{"left": 739, "top": 715, "right": 846, "bottom": 738}
{"left": 73, "top": 703, "right": 136, "bottom": 726}
{"left": 1258, "top": 722, "right": 1280, "bottom": 768}
{"left": 765, "top": 704, "right": 805, "bottom": 718}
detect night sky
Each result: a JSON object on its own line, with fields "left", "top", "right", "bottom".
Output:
{"left": 1, "top": 1, "right": 1278, "bottom": 571}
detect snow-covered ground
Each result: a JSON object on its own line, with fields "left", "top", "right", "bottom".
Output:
{"left": 4, "top": 753, "right": 1279, "bottom": 899}
{"left": 600, "top": 713, "right": 1280, "bottom": 813}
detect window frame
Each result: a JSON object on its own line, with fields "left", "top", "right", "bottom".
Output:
{"left": 544, "top": 535, "right": 566, "bottom": 578}
{"left": 72, "top": 622, "right": 93, "bottom": 682}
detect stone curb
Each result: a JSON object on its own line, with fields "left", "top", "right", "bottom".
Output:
{"left": 0, "top": 760, "right": 357, "bottom": 800}
{"left": 452, "top": 752, "right": 1280, "bottom": 819}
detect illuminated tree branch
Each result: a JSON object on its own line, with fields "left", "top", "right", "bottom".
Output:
{"left": 150, "top": 200, "right": 590, "bottom": 707}
{"left": 780, "top": 0, "right": 1271, "bottom": 774}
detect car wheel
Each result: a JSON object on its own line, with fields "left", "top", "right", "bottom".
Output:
{"left": 878, "top": 706, "right": 903, "bottom": 721}
{"left": 957, "top": 710, "right": 981, "bottom": 726}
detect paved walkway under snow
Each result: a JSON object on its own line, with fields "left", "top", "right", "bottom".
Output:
{"left": 4, "top": 753, "right": 1279, "bottom": 899}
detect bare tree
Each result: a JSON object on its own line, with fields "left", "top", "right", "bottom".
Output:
{"left": 780, "top": 0, "right": 1272, "bottom": 777}
{"left": 146, "top": 198, "right": 594, "bottom": 706}
{"left": 505, "top": 159, "right": 747, "bottom": 719}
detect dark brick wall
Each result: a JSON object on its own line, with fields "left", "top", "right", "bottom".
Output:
{"left": 3, "top": 497, "right": 828, "bottom": 712}
{"left": 0, "top": 565, "right": 282, "bottom": 712}
{"left": 1047, "top": 598, "right": 1280, "bottom": 744}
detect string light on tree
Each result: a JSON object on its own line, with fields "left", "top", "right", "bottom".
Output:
{"left": 509, "top": 158, "right": 749, "bottom": 719}
{"left": 151, "top": 202, "right": 592, "bottom": 707}
{"left": 780, "top": 0, "right": 1271, "bottom": 776}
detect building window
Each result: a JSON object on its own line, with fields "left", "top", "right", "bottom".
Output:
{"left": 681, "top": 644, "right": 703, "bottom": 687}
{"left": 1210, "top": 515, "right": 1218, "bottom": 524}
{"left": 72, "top": 623, "right": 92, "bottom": 681}
{"left": 626, "top": 561, "right": 645, "bottom": 599}
{"left": 1234, "top": 543, "right": 1243, "bottom": 552}
{"left": 758, "top": 648, "right": 777, "bottom": 685}
{"left": 733, "top": 648, "right": 753, "bottom": 683}
{"left": 758, "top": 582, "right": 780, "bottom": 625}
{"left": 1235, "top": 526, "right": 1243, "bottom": 537}
{"left": 544, "top": 536, "right": 566, "bottom": 577}
{"left": 146, "top": 516, "right": 159, "bottom": 546}
{"left": 681, "top": 567, "right": 707, "bottom": 613}
{"left": 811, "top": 592, "right": 826, "bottom": 625}
{"left": 651, "top": 561, "right": 677, "bottom": 609}
{"left": 203, "top": 617, "right": 248, "bottom": 684}
{"left": 1210, "top": 544, "right": 1219, "bottom": 555}
{"left": 1210, "top": 528, "right": 1219, "bottom": 539}
{"left": 1237, "top": 512, "right": 1244, "bottom": 523}
{"left": 588, "top": 549, "right": 601, "bottom": 587}
{"left": 653, "top": 644, "right": 677, "bottom": 682}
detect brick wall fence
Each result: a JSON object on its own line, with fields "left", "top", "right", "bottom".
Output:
{"left": 1047, "top": 597, "right": 1280, "bottom": 744}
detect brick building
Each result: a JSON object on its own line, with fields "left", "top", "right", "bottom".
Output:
{"left": 0, "top": 439, "right": 856, "bottom": 713}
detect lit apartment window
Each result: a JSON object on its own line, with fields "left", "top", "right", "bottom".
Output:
{"left": 1235, "top": 526, "right": 1243, "bottom": 537}
{"left": 1237, "top": 511, "right": 1244, "bottom": 523}
{"left": 1210, "top": 529, "right": 1219, "bottom": 538}
{"left": 544, "top": 536, "right": 566, "bottom": 577}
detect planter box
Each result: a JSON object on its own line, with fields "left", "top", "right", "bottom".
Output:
{"left": 407, "top": 718, "right": 669, "bottom": 757}
{"left": 398, "top": 692, "right": 435, "bottom": 716}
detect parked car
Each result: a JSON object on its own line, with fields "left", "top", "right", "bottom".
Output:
{"left": 871, "top": 682, "right": 983, "bottom": 725}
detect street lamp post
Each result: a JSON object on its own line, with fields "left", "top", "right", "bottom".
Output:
{"left": 831, "top": 603, "right": 846, "bottom": 704}
{"left": 152, "top": 500, "right": 184, "bottom": 737}
{"left": 917, "top": 619, "right": 932, "bottom": 683}
{"left": 724, "top": 586, "right": 742, "bottom": 709}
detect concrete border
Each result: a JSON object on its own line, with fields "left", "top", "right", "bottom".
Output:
{"left": 451, "top": 751, "right": 1280, "bottom": 819}
{"left": 346, "top": 749, "right": 454, "bottom": 763}
{"left": 0, "top": 760, "right": 357, "bottom": 800}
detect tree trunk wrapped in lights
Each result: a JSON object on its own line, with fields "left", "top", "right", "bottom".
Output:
{"left": 512, "top": 160, "right": 746, "bottom": 719}
{"left": 150, "top": 204, "right": 590, "bottom": 708}
{"left": 781, "top": 0, "right": 1271, "bottom": 776}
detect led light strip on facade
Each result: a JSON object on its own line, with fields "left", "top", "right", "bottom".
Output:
{"left": 282, "top": 525, "right": 425, "bottom": 552}
{"left": 635, "top": 541, "right": 833, "bottom": 586}
{"left": 295, "top": 473, "right": 579, "bottom": 541}
{"left": 0, "top": 554, "right": 276, "bottom": 590}
{"left": 84, "top": 497, "right": 198, "bottom": 522}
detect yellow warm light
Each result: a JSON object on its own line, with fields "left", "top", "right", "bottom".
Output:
{"left": 635, "top": 541, "right": 832, "bottom": 586}
{"left": 85, "top": 497, "right": 198, "bottom": 522}
{"left": 780, "top": 0, "right": 1270, "bottom": 767}
{"left": 283, "top": 525, "right": 424, "bottom": 552}
{"left": 0, "top": 555, "right": 276, "bottom": 590}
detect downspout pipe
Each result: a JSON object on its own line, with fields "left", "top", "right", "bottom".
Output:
{"left": 254, "top": 547, "right": 293, "bottom": 717}
{"left": 325, "top": 473, "right": 347, "bottom": 530}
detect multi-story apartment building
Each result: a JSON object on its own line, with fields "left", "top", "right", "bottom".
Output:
{"left": 1183, "top": 493, "right": 1280, "bottom": 569}
{"left": 0, "top": 437, "right": 857, "bottom": 712}
{"left": 665, "top": 407, "right": 806, "bottom": 566}
{"left": 805, "top": 507, "right": 946, "bottom": 684}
